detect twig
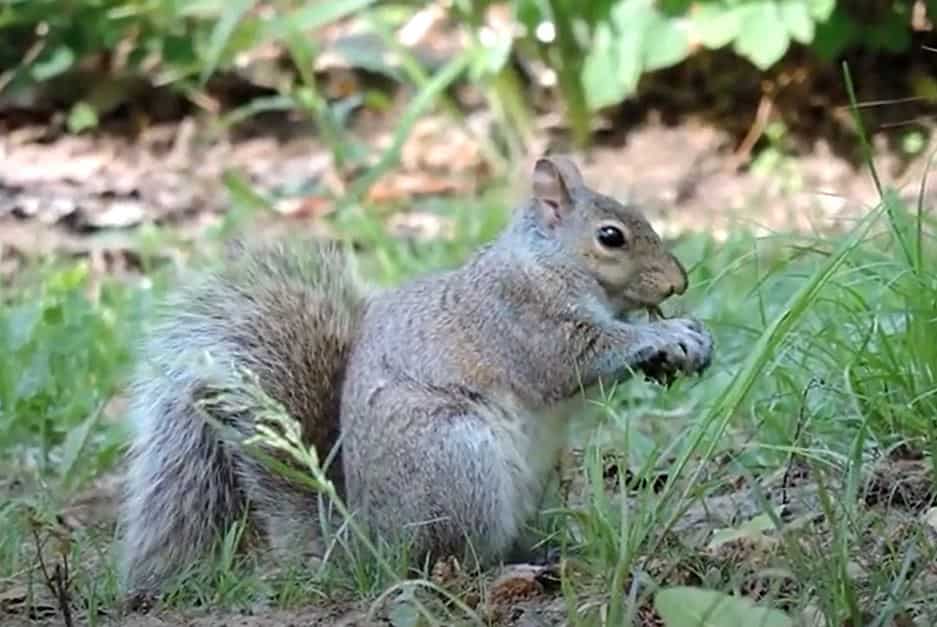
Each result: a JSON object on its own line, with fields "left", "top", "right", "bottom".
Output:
{"left": 30, "top": 524, "right": 74, "bottom": 627}
{"left": 782, "top": 378, "right": 821, "bottom": 507}
{"left": 729, "top": 93, "right": 774, "bottom": 171}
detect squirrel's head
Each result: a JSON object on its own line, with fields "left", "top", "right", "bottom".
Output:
{"left": 530, "top": 155, "right": 688, "bottom": 314}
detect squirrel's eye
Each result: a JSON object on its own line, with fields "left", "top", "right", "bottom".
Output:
{"left": 597, "top": 226, "right": 626, "bottom": 249}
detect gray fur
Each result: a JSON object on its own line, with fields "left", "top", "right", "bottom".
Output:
{"left": 117, "top": 156, "right": 714, "bottom": 594}
{"left": 118, "top": 239, "right": 363, "bottom": 594}
{"left": 340, "top": 159, "right": 713, "bottom": 567}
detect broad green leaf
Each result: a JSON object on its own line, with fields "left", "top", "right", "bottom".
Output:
{"left": 582, "top": 23, "right": 624, "bottom": 110}
{"left": 67, "top": 101, "right": 99, "bottom": 134}
{"left": 5, "top": 303, "right": 41, "bottom": 351}
{"left": 810, "top": 9, "right": 859, "bottom": 60}
{"left": 513, "top": 0, "right": 548, "bottom": 30}
{"left": 807, "top": 0, "right": 836, "bottom": 21}
{"left": 30, "top": 46, "right": 75, "bottom": 81}
{"left": 689, "top": 4, "right": 743, "bottom": 49}
{"left": 388, "top": 596, "right": 426, "bottom": 627}
{"left": 733, "top": 3, "right": 790, "bottom": 70}
{"left": 16, "top": 347, "right": 50, "bottom": 400}
{"left": 643, "top": 12, "right": 690, "bottom": 72}
{"left": 200, "top": 0, "right": 254, "bottom": 83}
{"left": 655, "top": 587, "right": 793, "bottom": 627}
{"left": 780, "top": 1, "right": 814, "bottom": 44}
{"left": 582, "top": 0, "right": 651, "bottom": 109}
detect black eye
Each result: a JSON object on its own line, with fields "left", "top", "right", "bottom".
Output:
{"left": 597, "top": 225, "right": 626, "bottom": 248}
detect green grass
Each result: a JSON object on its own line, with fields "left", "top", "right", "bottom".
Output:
{"left": 1, "top": 178, "right": 936, "bottom": 626}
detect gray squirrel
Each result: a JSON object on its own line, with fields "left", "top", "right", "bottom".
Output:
{"left": 117, "top": 155, "right": 714, "bottom": 595}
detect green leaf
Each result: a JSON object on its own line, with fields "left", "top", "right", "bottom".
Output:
{"left": 689, "top": 4, "right": 743, "bottom": 49}
{"left": 200, "top": 0, "right": 254, "bottom": 83}
{"left": 733, "top": 3, "right": 790, "bottom": 70}
{"left": 67, "top": 101, "right": 99, "bottom": 134}
{"left": 30, "top": 46, "right": 75, "bottom": 81}
{"left": 513, "top": 0, "right": 548, "bottom": 30}
{"left": 610, "top": 0, "right": 651, "bottom": 82}
{"left": 655, "top": 587, "right": 794, "bottom": 627}
{"left": 780, "top": 1, "right": 814, "bottom": 44}
{"left": 46, "top": 263, "right": 88, "bottom": 293}
{"left": 6, "top": 303, "right": 42, "bottom": 351}
{"left": 59, "top": 405, "right": 103, "bottom": 491}
{"left": 388, "top": 594, "right": 426, "bottom": 627}
{"left": 582, "top": 23, "right": 624, "bottom": 110}
{"left": 583, "top": 0, "right": 650, "bottom": 110}
{"left": 807, "top": 0, "right": 836, "bottom": 21}
{"left": 643, "top": 12, "right": 690, "bottom": 72}
{"left": 16, "top": 347, "right": 50, "bottom": 400}
{"left": 810, "top": 9, "right": 859, "bottom": 60}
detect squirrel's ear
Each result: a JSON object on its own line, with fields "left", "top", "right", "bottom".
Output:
{"left": 532, "top": 155, "right": 583, "bottom": 226}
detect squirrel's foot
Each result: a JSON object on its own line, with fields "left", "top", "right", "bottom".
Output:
{"left": 636, "top": 318, "right": 713, "bottom": 385}
{"left": 529, "top": 544, "right": 562, "bottom": 567}
{"left": 506, "top": 535, "right": 562, "bottom": 567}
{"left": 120, "top": 589, "right": 158, "bottom": 615}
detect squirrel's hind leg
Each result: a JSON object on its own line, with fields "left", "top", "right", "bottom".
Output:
{"left": 234, "top": 453, "right": 335, "bottom": 568}
{"left": 348, "top": 413, "right": 540, "bottom": 570}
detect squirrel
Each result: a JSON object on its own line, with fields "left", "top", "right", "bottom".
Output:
{"left": 116, "top": 155, "right": 714, "bottom": 595}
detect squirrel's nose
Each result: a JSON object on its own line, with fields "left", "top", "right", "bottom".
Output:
{"left": 667, "top": 253, "right": 688, "bottom": 297}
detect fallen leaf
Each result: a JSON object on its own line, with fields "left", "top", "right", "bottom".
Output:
{"left": 708, "top": 512, "right": 779, "bottom": 552}
{"left": 654, "top": 586, "right": 793, "bottom": 627}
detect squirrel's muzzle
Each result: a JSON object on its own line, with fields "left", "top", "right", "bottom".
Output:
{"left": 664, "top": 252, "right": 688, "bottom": 298}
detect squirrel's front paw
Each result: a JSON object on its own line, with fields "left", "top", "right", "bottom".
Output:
{"left": 636, "top": 318, "right": 713, "bottom": 385}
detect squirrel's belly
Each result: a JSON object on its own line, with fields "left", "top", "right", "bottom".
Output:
{"left": 486, "top": 394, "right": 582, "bottom": 518}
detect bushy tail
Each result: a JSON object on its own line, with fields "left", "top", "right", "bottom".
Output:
{"left": 117, "top": 239, "right": 365, "bottom": 594}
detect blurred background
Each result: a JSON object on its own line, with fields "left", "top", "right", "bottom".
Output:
{"left": 2, "top": 0, "right": 936, "bottom": 266}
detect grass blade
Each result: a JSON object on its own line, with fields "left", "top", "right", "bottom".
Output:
{"left": 200, "top": 0, "right": 256, "bottom": 84}
{"left": 262, "top": 0, "right": 379, "bottom": 41}
{"left": 347, "top": 51, "right": 472, "bottom": 202}
{"left": 656, "top": 205, "right": 883, "bottom": 539}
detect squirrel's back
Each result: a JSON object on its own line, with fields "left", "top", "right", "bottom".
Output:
{"left": 118, "top": 239, "right": 364, "bottom": 594}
